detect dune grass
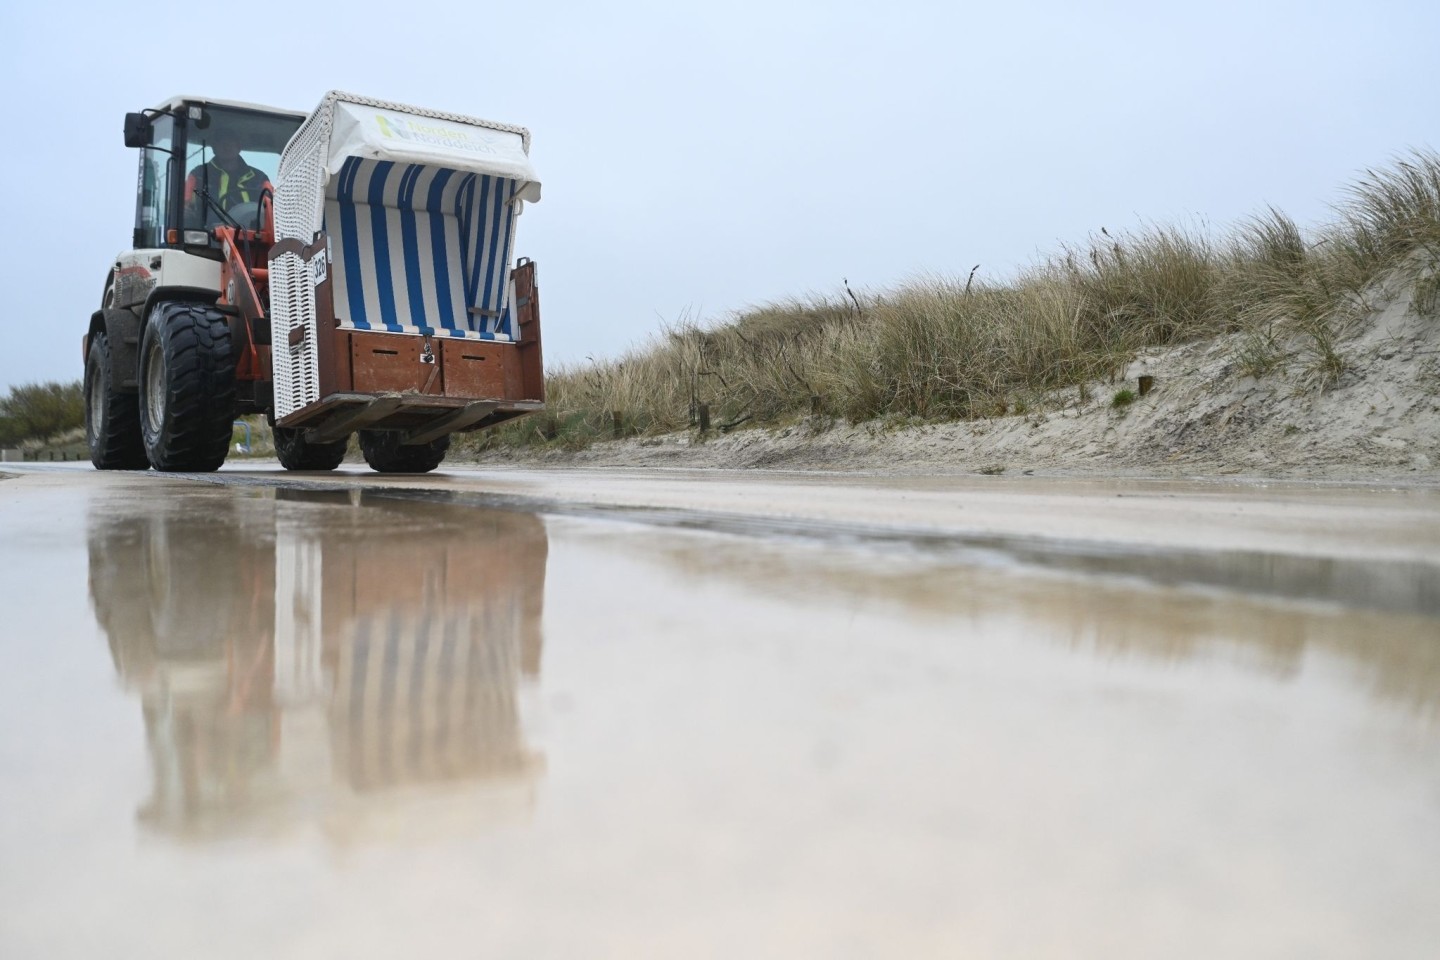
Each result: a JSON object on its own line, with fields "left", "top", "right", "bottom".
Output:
{"left": 467, "top": 150, "right": 1440, "bottom": 452}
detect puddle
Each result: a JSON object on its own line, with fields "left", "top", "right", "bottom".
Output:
{"left": 0, "top": 478, "right": 1437, "bottom": 958}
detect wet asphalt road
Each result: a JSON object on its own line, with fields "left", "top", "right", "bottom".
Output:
{"left": 2, "top": 464, "right": 1438, "bottom": 958}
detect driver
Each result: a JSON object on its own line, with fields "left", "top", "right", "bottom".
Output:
{"left": 183, "top": 129, "right": 270, "bottom": 225}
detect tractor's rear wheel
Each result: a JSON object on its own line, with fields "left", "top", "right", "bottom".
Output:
{"left": 274, "top": 427, "right": 348, "bottom": 471}
{"left": 85, "top": 332, "right": 149, "bottom": 470}
{"left": 358, "top": 429, "right": 449, "bottom": 473}
{"left": 138, "top": 302, "right": 236, "bottom": 472}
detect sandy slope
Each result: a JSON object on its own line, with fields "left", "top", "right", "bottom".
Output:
{"left": 472, "top": 274, "right": 1439, "bottom": 483}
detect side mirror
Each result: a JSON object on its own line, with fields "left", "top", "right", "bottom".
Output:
{"left": 123, "top": 112, "right": 151, "bottom": 148}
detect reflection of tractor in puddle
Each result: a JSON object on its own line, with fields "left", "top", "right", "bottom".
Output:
{"left": 87, "top": 492, "right": 547, "bottom": 841}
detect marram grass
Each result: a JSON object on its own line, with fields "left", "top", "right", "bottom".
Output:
{"left": 467, "top": 150, "right": 1440, "bottom": 452}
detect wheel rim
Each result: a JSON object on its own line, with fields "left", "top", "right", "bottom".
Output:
{"left": 143, "top": 336, "right": 166, "bottom": 434}
{"left": 87, "top": 366, "right": 104, "bottom": 441}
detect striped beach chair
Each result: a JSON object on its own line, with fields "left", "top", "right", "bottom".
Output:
{"left": 270, "top": 92, "right": 542, "bottom": 422}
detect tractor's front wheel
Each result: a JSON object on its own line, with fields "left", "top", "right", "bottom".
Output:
{"left": 358, "top": 429, "right": 449, "bottom": 473}
{"left": 274, "top": 427, "right": 348, "bottom": 471}
{"left": 85, "top": 332, "right": 149, "bottom": 470}
{"left": 139, "top": 302, "right": 235, "bottom": 472}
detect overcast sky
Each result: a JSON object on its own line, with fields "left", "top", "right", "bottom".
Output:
{"left": 1, "top": 0, "right": 1436, "bottom": 390}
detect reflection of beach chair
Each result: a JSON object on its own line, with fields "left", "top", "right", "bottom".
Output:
{"left": 332, "top": 611, "right": 536, "bottom": 791}
{"left": 319, "top": 502, "right": 547, "bottom": 790}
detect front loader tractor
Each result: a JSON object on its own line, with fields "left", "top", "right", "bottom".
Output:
{"left": 84, "top": 92, "right": 545, "bottom": 473}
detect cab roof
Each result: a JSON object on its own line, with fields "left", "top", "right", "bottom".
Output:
{"left": 151, "top": 95, "right": 308, "bottom": 120}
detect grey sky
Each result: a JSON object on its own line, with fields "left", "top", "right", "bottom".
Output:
{"left": 1, "top": 0, "right": 1436, "bottom": 390}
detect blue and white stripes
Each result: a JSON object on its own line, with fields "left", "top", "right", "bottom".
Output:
{"left": 325, "top": 157, "right": 519, "bottom": 341}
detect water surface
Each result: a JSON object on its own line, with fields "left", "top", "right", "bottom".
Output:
{"left": 1, "top": 474, "right": 1436, "bottom": 958}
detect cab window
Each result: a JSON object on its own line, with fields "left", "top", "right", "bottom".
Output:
{"left": 133, "top": 114, "right": 174, "bottom": 249}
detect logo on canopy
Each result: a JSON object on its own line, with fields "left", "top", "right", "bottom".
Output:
{"left": 374, "top": 114, "right": 499, "bottom": 155}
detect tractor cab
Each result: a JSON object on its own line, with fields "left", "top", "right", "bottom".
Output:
{"left": 124, "top": 97, "right": 306, "bottom": 252}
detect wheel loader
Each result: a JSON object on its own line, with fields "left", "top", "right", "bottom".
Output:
{"left": 84, "top": 92, "right": 545, "bottom": 473}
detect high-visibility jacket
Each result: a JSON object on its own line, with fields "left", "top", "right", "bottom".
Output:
{"left": 184, "top": 159, "right": 271, "bottom": 212}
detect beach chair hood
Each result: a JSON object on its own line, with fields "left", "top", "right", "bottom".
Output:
{"left": 323, "top": 94, "right": 541, "bottom": 202}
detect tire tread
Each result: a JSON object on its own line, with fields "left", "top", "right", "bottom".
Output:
{"left": 140, "top": 302, "right": 236, "bottom": 472}
{"left": 359, "top": 429, "right": 449, "bottom": 473}
{"left": 86, "top": 332, "right": 149, "bottom": 470}
{"left": 274, "top": 427, "right": 348, "bottom": 471}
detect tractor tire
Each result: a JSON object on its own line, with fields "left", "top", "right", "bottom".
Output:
{"left": 274, "top": 426, "right": 348, "bottom": 471}
{"left": 358, "top": 429, "right": 450, "bottom": 474}
{"left": 85, "top": 332, "right": 149, "bottom": 470}
{"left": 138, "top": 302, "right": 236, "bottom": 472}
